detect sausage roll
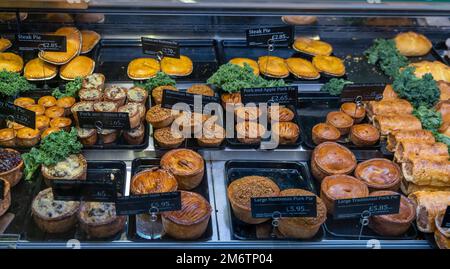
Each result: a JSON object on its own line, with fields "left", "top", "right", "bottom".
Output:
{"left": 366, "top": 99, "right": 413, "bottom": 120}
{"left": 382, "top": 84, "right": 399, "bottom": 100}
{"left": 438, "top": 81, "right": 450, "bottom": 101}
{"left": 394, "top": 142, "right": 449, "bottom": 163}
{"left": 386, "top": 129, "right": 435, "bottom": 152}
{"left": 436, "top": 100, "right": 450, "bottom": 124}
{"left": 373, "top": 114, "right": 422, "bottom": 137}
{"left": 401, "top": 180, "right": 450, "bottom": 195}
{"left": 402, "top": 158, "right": 450, "bottom": 187}
{"left": 408, "top": 191, "right": 450, "bottom": 233}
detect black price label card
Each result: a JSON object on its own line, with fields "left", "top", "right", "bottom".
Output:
{"left": 0, "top": 180, "right": 4, "bottom": 200}
{"left": 246, "top": 26, "right": 294, "bottom": 47}
{"left": 52, "top": 180, "right": 116, "bottom": 202}
{"left": 441, "top": 206, "right": 450, "bottom": 228}
{"left": 161, "top": 90, "right": 219, "bottom": 111}
{"left": 115, "top": 191, "right": 181, "bottom": 215}
{"left": 77, "top": 111, "right": 131, "bottom": 130}
{"left": 334, "top": 195, "right": 401, "bottom": 220}
{"left": 241, "top": 86, "right": 298, "bottom": 106}
{"left": 251, "top": 196, "right": 317, "bottom": 218}
{"left": 16, "top": 33, "right": 66, "bottom": 52}
{"left": 0, "top": 101, "right": 36, "bottom": 129}
{"left": 141, "top": 37, "right": 180, "bottom": 58}
{"left": 340, "top": 84, "right": 385, "bottom": 103}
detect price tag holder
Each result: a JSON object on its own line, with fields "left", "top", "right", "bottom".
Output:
{"left": 241, "top": 86, "right": 298, "bottom": 106}
{"left": 77, "top": 111, "right": 131, "bottom": 130}
{"left": 246, "top": 26, "right": 294, "bottom": 47}
{"left": 161, "top": 90, "right": 219, "bottom": 111}
{"left": 251, "top": 196, "right": 317, "bottom": 218}
{"left": 141, "top": 37, "right": 180, "bottom": 59}
{"left": 0, "top": 180, "right": 4, "bottom": 200}
{"left": 16, "top": 33, "right": 66, "bottom": 52}
{"left": 0, "top": 101, "right": 36, "bottom": 129}
{"left": 334, "top": 194, "right": 401, "bottom": 220}
{"left": 441, "top": 206, "right": 450, "bottom": 228}
{"left": 340, "top": 84, "right": 385, "bottom": 103}
{"left": 115, "top": 192, "right": 181, "bottom": 216}
{"left": 51, "top": 180, "right": 116, "bottom": 202}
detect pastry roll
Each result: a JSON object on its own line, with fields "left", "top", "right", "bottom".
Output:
{"left": 373, "top": 114, "right": 422, "bottom": 137}
{"left": 394, "top": 32, "right": 432, "bottom": 57}
{"left": 409, "top": 61, "right": 450, "bottom": 83}
{"left": 402, "top": 158, "right": 450, "bottom": 187}
{"left": 395, "top": 142, "right": 449, "bottom": 163}
{"left": 438, "top": 81, "right": 450, "bottom": 101}
{"left": 382, "top": 84, "right": 399, "bottom": 100}
{"left": 440, "top": 122, "right": 450, "bottom": 137}
{"left": 434, "top": 212, "right": 450, "bottom": 249}
{"left": 366, "top": 99, "right": 413, "bottom": 120}
{"left": 386, "top": 129, "right": 435, "bottom": 152}
{"left": 408, "top": 191, "right": 450, "bottom": 233}
{"left": 436, "top": 101, "right": 450, "bottom": 123}
{"left": 401, "top": 179, "right": 450, "bottom": 196}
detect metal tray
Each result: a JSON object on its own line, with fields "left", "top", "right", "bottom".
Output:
{"left": 5, "top": 161, "right": 127, "bottom": 242}
{"left": 96, "top": 39, "right": 219, "bottom": 83}
{"left": 127, "top": 157, "right": 213, "bottom": 241}
{"left": 224, "top": 160, "right": 323, "bottom": 241}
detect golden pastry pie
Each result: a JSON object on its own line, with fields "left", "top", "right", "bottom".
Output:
{"left": 24, "top": 58, "right": 58, "bottom": 80}
{"left": 41, "top": 127, "right": 61, "bottom": 140}
{"left": 0, "top": 37, "right": 12, "bottom": 52}
{"left": 311, "top": 142, "right": 357, "bottom": 181}
{"left": 36, "top": 115, "right": 50, "bottom": 132}
{"left": 394, "top": 32, "right": 432, "bottom": 57}
{"left": 258, "top": 56, "right": 289, "bottom": 78}
{"left": 285, "top": 58, "right": 320, "bottom": 79}
{"left": 271, "top": 121, "right": 300, "bottom": 145}
{"left": 349, "top": 124, "right": 380, "bottom": 146}
{"left": 409, "top": 61, "right": 450, "bottom": 83}
{"left": 197, "top": 123, "right": 225, "bottom": 147}
{"left": 355, "top": 159, "right": 401, "bottom": 192}
{"left": 60, "top": 56, "right": 95, "bottom": 80}
{"left": 123, "top": 123, "right": 145, "bottom": 145}
{"left": 6, "top": 121, "right": 24, "bottom": 131}
{"left": 160, "top": 55, "right": 193, "bottom": 76}
{"left": 50, "top": 117, "right": 72, "bottom": 131}
{"left": 152, "top": 85, "right": 178, "bottom": 104}
{"left": 145, "top": 104, "right": 176, "bottom": 129}
{"left": 312, "top": 123, "right": 340, "bottom": 145}
{"left": 340, "top": 102, "right": 366, "bottom": 123}
{"left": 54, "top": 96, "right": 78, "bottom": 115}
{"left": 312, "top": 55, "right": 345, "bottom": 77}
{"left": 0, "top": 128, "right": 16, "bottom": 148}
{"left": 25, "top": 104, "right": 45, "bottom": 116}
{"left": 186, "top": 84, "right": 215, "bottom": 96}
{"left": 293, "top": 37, "right": 333, "bottom": 56}
{"left": 38, "top": 96, "right": 57, "bottom": 108}
{"left": 130, "top": 167, "right": 178, "bottom": 195}
{"left": 268, "top": 106, "right": 294, "bottom": 122}
{"left": 154, "top": 127, "right": 185, "bottom": 149}
{"left": 160, "top": 149, "right": 205, "bottom": 190}
{"left": 127, "top": 58, "right": 160, "bottom": 80}
{"left": 235, "top": 106, "right": 261, "bottom": 122}
{"left": 39, "top": 27, "right": 81, "bottom": 65}
{"left": 229, "top": 58, "right": 259, "bottom": 76}
{"left": 235, "top": 121, "right": 266, "bottom": 144}
{"left": 80, "top": 30, "right": 101, "bottom": 54}
{"left": 0, "top": 52, "right": 23, "bottom": 73}
{"left": 14, "top": 97, "right": 35, "bottom": 108}
{"left": 77, "top": 128, "right": 97, "bottom": 146}
{"left": 326, "top": 111, "right": 354, "bottom": 135}
{"left": 16, "top": 127, "right": 40, "bottom": 147}
{"left": 162, "top": 191, "right": 211, "bottom": 240}
{"left": 45, "top": 106, "right": 65, "bottom": 119}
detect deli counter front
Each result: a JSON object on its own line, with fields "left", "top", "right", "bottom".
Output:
{"left": 0, "top": 0, "right": 449, "bottom": 250}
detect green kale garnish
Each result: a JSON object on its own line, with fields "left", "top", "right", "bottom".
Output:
{"left": 135, "top": 72, "right": 176, "bottom": 92}
{"left": 320, "top": 78, "right": 354, "bottom": 96}
{"left": 393, "top": 67, "right": 440, "bottom": 108}
{"left": 0, "top": 70, "right": 35, "bottom": 97}
{"left": 22, "top": 128, "right": 83, "bottom": 181}
{"left": 364, "top": 38, "right": 409, "bottom": 77}
{"left": 207, "top": 63, "right": 286, "bottom": 93}
{"left": 413, "top": 106, "right": 442, "bottom": 133}
{"left": 52, "top": 77, "right": 83, "bottom": 98}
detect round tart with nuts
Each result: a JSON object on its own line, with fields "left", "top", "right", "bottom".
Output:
{"left": 186, "top": 84, "right": 215, "bottom": 97}
{"left": 160, "top": 149, "right": 204, "bottom": 190}
{"left": 146, "top": 104, "right": 176, "bottom": 129}
{"left": 152, "top": 85, "right": 178, "bottom": 105}
{"left": 154, "top": 127, "right": 185, "bottom": 149}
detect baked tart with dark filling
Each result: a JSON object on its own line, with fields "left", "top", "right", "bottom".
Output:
{"left": 41, "top": 154, "right": 87, "bottom": 186}
{"left": 160, "top": 149, "right": 204, "bottom": 190}
{"left": 236, "top": 121, "right": 266, "bottom": 144}
{"left": 127, "top": 58, "right": 160, "bottom": 80}
{"left": 326, "top": 111, "right": 354, "bottom": 135}
{"left": 24, "top": 58, "right": 57, "bottom": 80}
{"left": 146, "top": 104, "right": 176, "bottom": 129}
{"left": 312, "top": 55, "right": 345, "bottom": 77}
{"left": 312, "top": 123, "right": 340, "bottom": 145}
{"left": 160, "top": 55, "right": 193, "bottom": 77}
{"left": 131, "top": 167, "right": 178, "bottom": 195}
{"left": 229, "top": 58, "right": 259, "bottom": 76}
{"left": 355, "top": 159, "right": 401, "bottom": 192}
{"left": 311, "top": 142, "right": 357, "bottom": 181}
{"left": 340, "top": 102, "right": 366, "bottom": 123}
{"left": 162, "top": 191, "right": 211, "bottom": 240}
{"left": 293, "top": 37, "right": 333, "bottom": 56}
{"left": 285, "top": 58, "right": 320, "bottom": 79}
{"left": 0, "top": 178, "right": 11, "bottom": 217}
{"left": 32, "top": 188, "right": 80, "bottom": 233}
{"left": 0, "top": 52, "right": 23, "bottom": 73}
{"left": 78, "top": 202, "right": 126, "bottom": 238}
{"left": 227, "top": 176, "right": 280, "bottom": 224}
{"left": 186, "top": 84, "right": 215, "bottom": 96}
{"left": 154, "top": 127, "right": 185, "bottom": 149}
{"left": 349, "top": 124, "right": 380, "bottom": 146}
{"left": 60, "top": 56, "right": 95, "bottom": 80}
{"left": 38, "top": 96, "right": 57, "bottom": 108}
{"left": 258, "top": 56, "right": 289, "bottom": 78}
{"left": 152, "top": 85, "right": 178, "bottom": 105}
{"left": 0, "top": 148, "right": 23, "bottom": 187}
{"left": 271, "top": 121, "right": 300, "bottom": 145}
{"left": 80, "top": 30, "right": 101, "bottom": 54}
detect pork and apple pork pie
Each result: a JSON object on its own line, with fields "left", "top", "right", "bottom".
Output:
{"left": 326, "top": 111, "right": 354, "bottom": 136}
{"left": 312, "top": 123, "right": 341, "bottom": 145}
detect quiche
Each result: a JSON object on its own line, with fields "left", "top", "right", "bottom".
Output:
{"left": 71, "top": 101, "right": 94, "bottom": 125}
{"left": 104, "top": 86, "right": 127, "bottom": 107}
{"left": 79, "top": 88, "right": 103, "bottom": 103}
{"left": 32, "top": 188, "right": 80, "bottom": 233}
{"left": 312, "top": 55, "right": 346, "bottom": 77}
{"left": 160, "top": 55, "right": 193, "bottom": 76}
{"left": 16, "top": 127, "right": 40, "bottom": 147}
{"left": 78, "top": 202, "right": 126, "bottom": 238}
{"left": 80, "top": 30, "right": 101, "bottom": 54}
{"left": 41, "top": 154, "right": 87, "bottom": 186}
{"left": 271, "top": 121, "right": 300, "bottom": 145}
{"left": 24, "top": 58, "right": 58, "bottom": 81}
{"left": 82, "top": 73, "right": 105, "bottom": 90}
{"left": 152, "top": 85, "right": 178, "bottom": 105}
{"left": 227, "top": 176, "right": 280, "bottom": 224}
{"left": 93, "top": 101, "right": 117, "bottom": 113}
{"left": 118, "top": 103, "right": 140, "bottom": 129}
{"left": 229, "top": 58, "right": 260, "bottom": 76}
{"left": 38, "top": 27, "right": 81, "bottom": 65}
{"left": 154, "top": 127, "right": 185, "bottom": 149}
{"left": 293, "top": 37, "right": 333, "bottom": 56}
{"left": 0, "top": 37, "right": 12, "bottom": 52}
{"left": 127, "top": 58, "right": 160, "bottom": 80}
{"left": 0, "top": 52, "right": 23, "bottom": 73}
{"left": 123, "top": 123, "right": 145, "bottom": 145}
{"left": 127, "top": 86, "right": 148, "bottom": 104}
{"left": 60, "top": 55, "right": 95, "bottom": 80}
{"left": 160, "top": 149, "right": 204, "bottom": 190}
{"left": 162, "top": 191, "right": 211, "bottom": 240}
{"left": 77, "top": 127, "right": 98, "bottom": 146}
{"left": 186, "top": 84, "right": 215, "bottom": 96}
{"left": 285, "top": 58, "right": 320, "bottom": 80}
{"left": 258, "top": 56, "right": 289, "bottom": 78}
{"left": 0, "top": 178, "right": 11, "bottom": 217}
{"left": 394, "top": 32, "right": 432, "bottom": 57}
{"left": 130, "top": 167, "right": 178, "bottom": 195}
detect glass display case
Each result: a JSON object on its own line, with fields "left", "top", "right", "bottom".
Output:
{"left": 0, "top": 0, "right": 449, "bottom": 249}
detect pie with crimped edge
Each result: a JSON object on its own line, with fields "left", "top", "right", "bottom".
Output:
{"left": 130, "top": 167, "right": 178, "bottom": 195}
{"left": 60, "top": 56, "right": 95, "bottom": 80}
{"left": 127, "top": 58, "right": 160, "bottom": 80}
{"left": 80, "top": 30, "right": 101, "bottom": 54}
{"left": 24, "top": 58, "right": 58, "bottom": 81}
{"left": 271, "top": 121, "right": 300, "bottom": 145}
{"left": 0, "top": 38, "right": 12, "bottom": 52}
{"left": 312, "top": 55, "right": 346, "bottom": 77}
{"left": 229, "top": 58, "right": 260, "bottom": 76}
{"left": 38, "top": 27, "right": 81, "bottom": 65}
{"left": 258, "top": 56, "right": 289, "bottom": 78}
{"left": 293, "top": 37, "right": 333, "bottom": 56}
{"left": 160, "top": 55, "right": 193, "bottom": 77}
{"left": 285, "top": 58, "right": 320, "bottom": 80}
{"left": 160, "top": 149, "right": 204, "bottom": 190}
{"left": 0, "top": 52, "right": 24, "bottom": 73}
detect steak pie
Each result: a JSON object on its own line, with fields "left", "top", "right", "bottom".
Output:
{"left": 285, "top": 58, "right": 320, "bottom": 79}
{"left": 160, "top": 55, "right": 193, "bottom": 76}
{"left": 127, "top": 58, "right": 160, "bottom": 80}
{"left": 24, "top": 58, "right": 57, "bottom": 80}
{"left": 80, "top": 30, "right": 101, "bottom": 54}
{"left": 60, "top": 55, "right": 95, "bottom": 80}
{"left": 39, "top": 27, "right": 81, "bottom": 65}
{"left": 312, "top": 55, "right": 345, "bottom": 77}
{"left": 0, "top": 52, "right": 23, "bottom": 73}
{"left": 229, "top": 58, "right": 259, "bottom": 76}
{"left": 293, "top": 37, "right": 333, "bottom": 56}
{"left": 258, "top": 56, "right": 289, "bottom": 78}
